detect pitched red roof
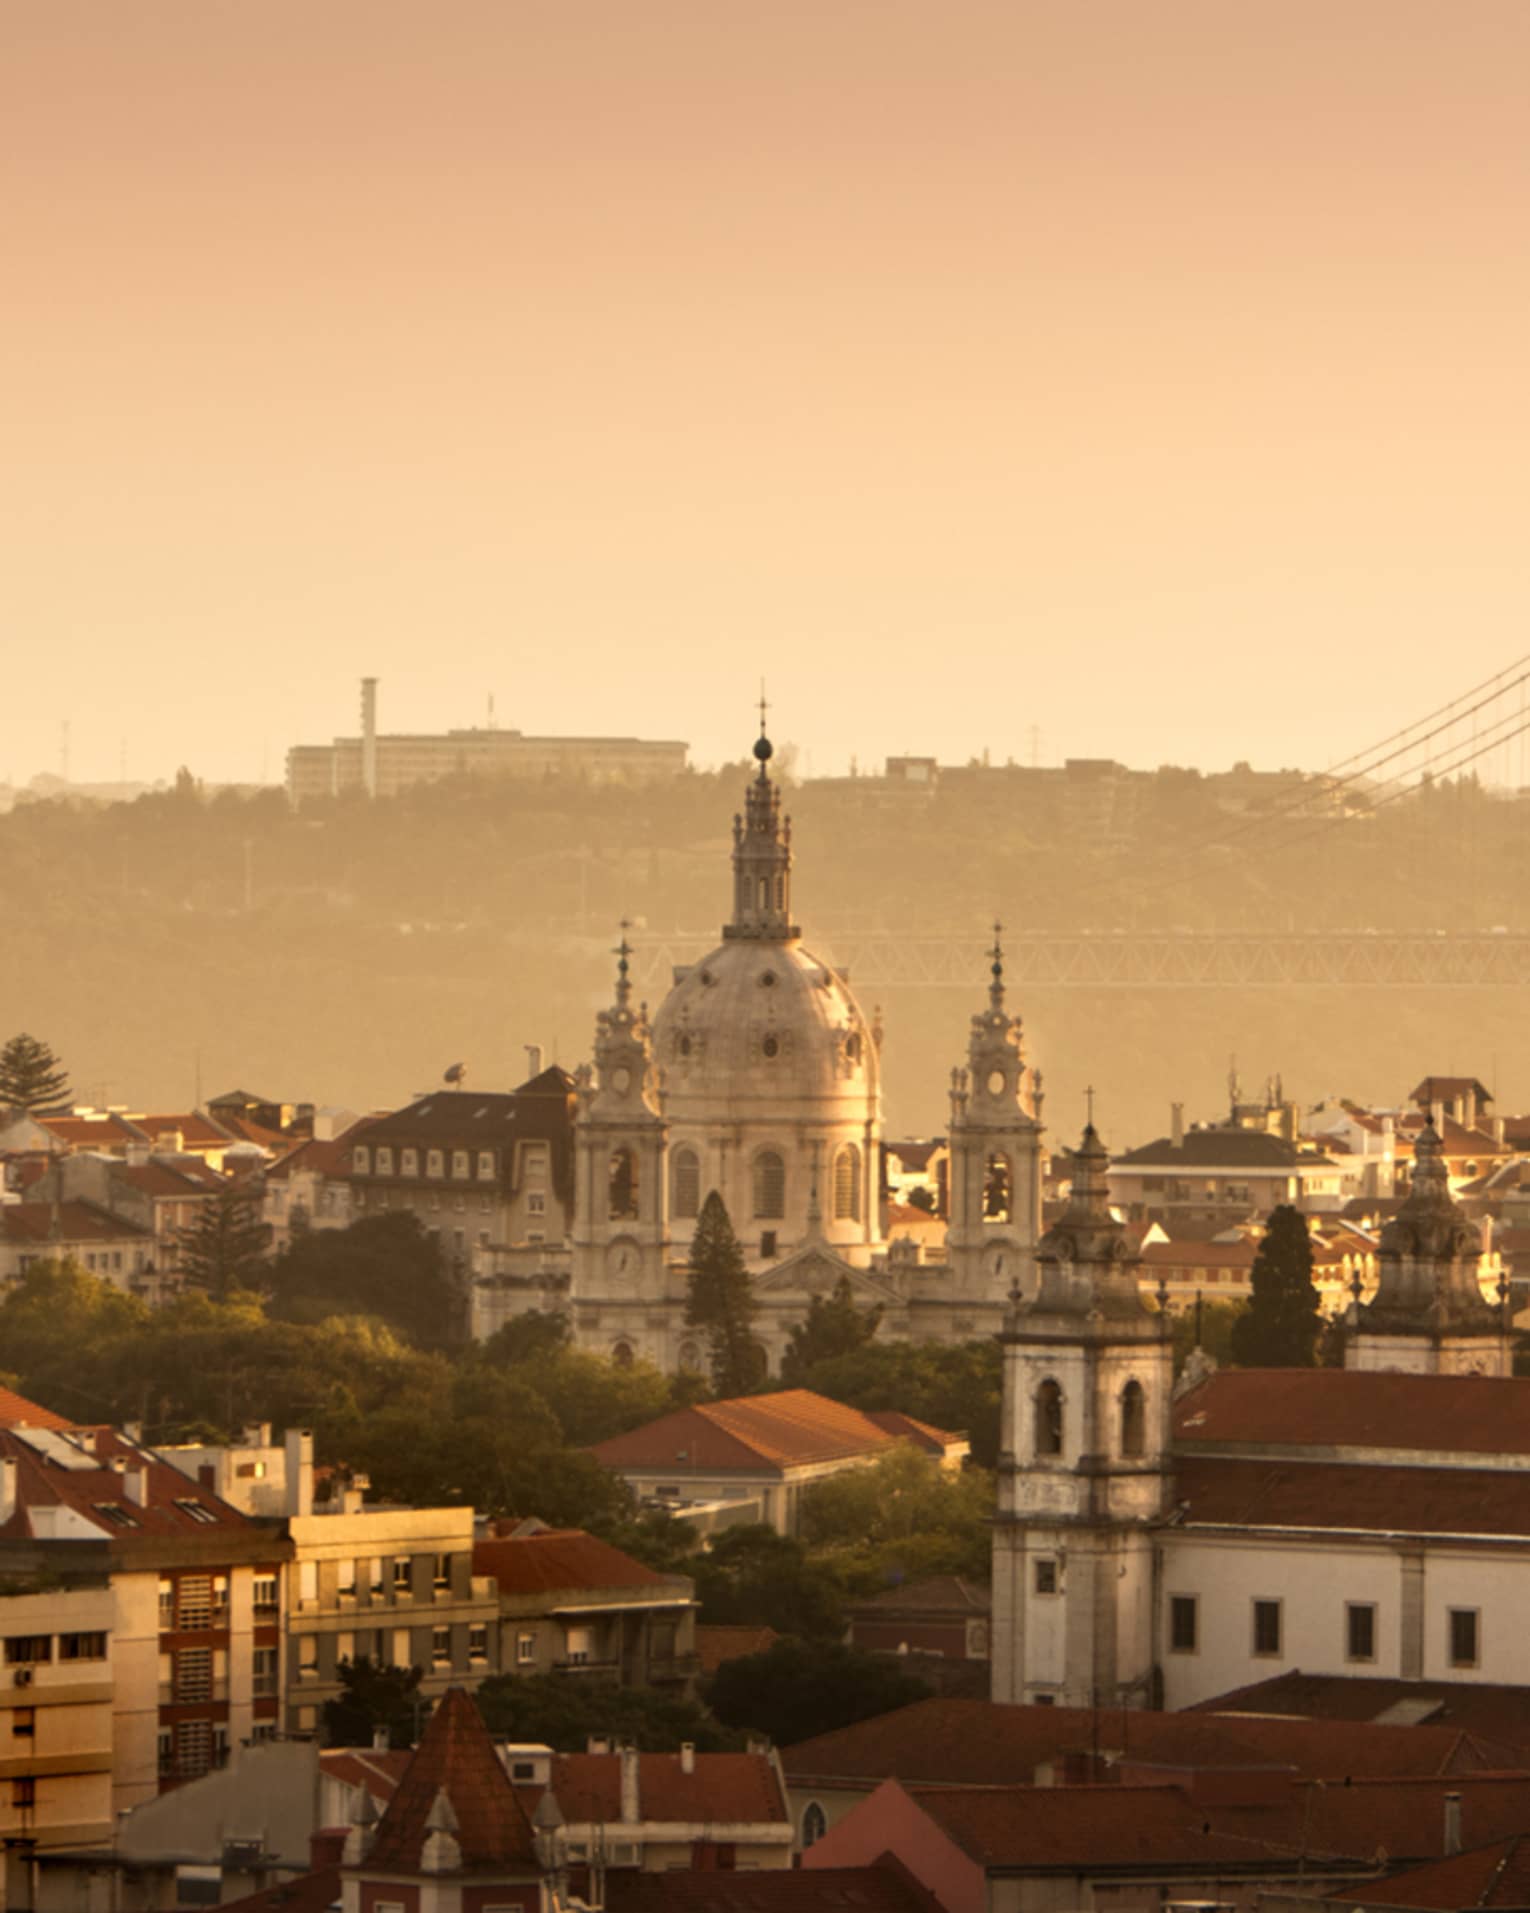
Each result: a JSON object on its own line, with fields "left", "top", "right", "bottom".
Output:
{"left": 863, "top": 1410, "right": 967, "bottom": 1454}
{"left": 606, "top": 1861, "right": 942, "bottom": 1913}
{"left": 695, "top": 1624, "right": 780, "bottom": 1673}
{"left": 851, "top": 1576, "right": 990, "bottom": 1616}
{"left": 1186, "top": 1671, "right": 1530, "bottom": 1755}
{"left": 1332, "top": 1834, "right": 1530, "bottom": 1909}
{"left": 0, "top": 1200, "right": 152, "bottom": 1244}
{"left": 366, "top": 1688, "right": 538, "bottom": 1873}
{"left": 0, "top": 1387, "right": 71, "bottom": 1431}
{"left": 213, "top": 1868, "right": 341, "bottom": 1913}
{"left": 1176, "top": 1455, "right": 1530, "bottom": 1538}
{"left": 473, "top": 1528, "right": 681, "bottom": 1597}
{"left": 550, "top": 1751, "right": 785, "bottom": 1826}
{"left": 1173, "top": 1369, "right": 1530, "bottom": 1459}
{"left": 591, "top": 1390, "right": 959, "bottom": 1476}
{"left": 0, "top": 1426, "right": 254, "bottom": 1543}
{"left": 781, "top": 1698, "right": 1503, "bottom": 1788}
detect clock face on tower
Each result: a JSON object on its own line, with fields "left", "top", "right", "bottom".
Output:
{"left": 606, "top": 1239, "right": 636, "bottom": 1279}
{"left": 984, "top": 1241, "right": 1014, "bottom": 1283}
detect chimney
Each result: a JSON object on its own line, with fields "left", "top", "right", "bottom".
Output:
{"left": 124, "top": 1464, "right": 149, "bottom": 1507}
{"left": 243, "top": 1422, "right": 271, "bottom": 1448}
{"left": 372, "top": 1727, "right": 390, "bottom": 1752}
{"left": 285, "top": 1428, "right": 314, "bottom": 1517}
{"left": 619, "top": 1744, "right": 640, "bottom": 1824}
{"left": 679, "top": 1742, "right": 695, "bottom": 1776}
{"left": 1444, "top": 1791, "right": 1463, "bottom": 1856}
{"left": 1464, "top": 1087, "right": 1477, "bottom": 1130}
{"left": 1495, "top": 1116, "right": 1507, "bottom": 1147}
{"left": 0, "top": 1458, "right": 16, "bottom": 1524}
{"left": 1432, "top": 1099, "right": 1446, "bottom": 1136}
{"left": 360, "top": 678, "right": 379, "bottom": 800}
{"left": 1170, "top": 1103, "right": 1185, "bottom": 1148}
{"left": 524, "top": 1044, "right": 544, "bottom": 1080}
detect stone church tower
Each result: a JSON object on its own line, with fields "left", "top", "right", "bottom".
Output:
{"left": 991, "top": 1124, "right": 1173, "bottom": 1708}
{"left": 944, "top": 930, "right": 1044, "bottom": 1307}
{"left": 1346, "top": 1121, "right": 1508, "bottom": 1376}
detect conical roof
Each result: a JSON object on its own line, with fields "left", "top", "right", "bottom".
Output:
{"left": 365, "top": 1688, "right": 539, "bottom": 1875}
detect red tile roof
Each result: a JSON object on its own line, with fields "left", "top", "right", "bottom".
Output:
{"left": 1173, "top": 1369, "right": 1530, "bottom": 1459}
{"left": 590, "top": 1390, "right": 960, "bottom": 1476}
{"left": 863, "top": 1411, "right": 968, "bottom": 1454}
{"left": 213, "top": 1868, "right": 342, "bottom": 1913}
{"left": 34, "top": 1113, "right": 147, "bottom": 1149}
{"left": 0, "top": 1425, "right": 256, "bottom": 1544}
{"left": 1332, "top": 1834, "right": 1530, "bottom": 1909}
{"left": 472, "top": 1528, "right": 680, "bottom": 1597}
{"left": 850, "top": 1577, "right": 990, "bottom": 1617}
{"left": 117, "top": 1158, "right": 227, "bottom": 1198}
{"left": 1186, "top": 1671, "right": 1530, "bottom": 1755}
{"left": 1176, "top": 1455, "right": 1530, "bottom": 1538}
{"left": 0, "top": 1387, "right": 72, "bottom": 1431}
{"left": 549, "top": 1751, "right": 785, "bottom": 1827}
{"left": 695, "top": 1625, "right": 780, "bottom": 1674}
{"left": 0, "top": 1200, "right": 152, "bottom": 1244}
{"left": 366, "top": 1687, "right": 539, "bottom": 1873}
{"left": 606, "top": 1861, "right": 942, "bottom": 1913}
{"left": 780, "top": 1698, "right": 1506, "bottom": 1788}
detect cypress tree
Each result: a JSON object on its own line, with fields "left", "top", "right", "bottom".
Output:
{"left": 1230, "top": 1204, "right": 1322, "bottom": 1367}
{"left": 684, "top": 1191, "right": 761, "bottom": 1396}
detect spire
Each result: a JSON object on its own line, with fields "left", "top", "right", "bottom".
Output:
{"left": 612, "top": 919, "right": 633, "bottom": 1012}
{"left": 726, "top": 701, "right": 798, "bottom": 941}
{"left": 1027, "top": 1121, "right": 1152, "bottom": 1323}
{"left": 1354, "top": 1118, "right": 1498, "bottom": 1340}
{"left": 366, "top": 1688, "right": 540, "bottom": 1873}
{"left": 988, "top": 920, "right": 1005, "bottom": 1011}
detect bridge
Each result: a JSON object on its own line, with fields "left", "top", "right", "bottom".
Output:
{"left": 606, "top": 931, "right": 1530, "bottom": 990}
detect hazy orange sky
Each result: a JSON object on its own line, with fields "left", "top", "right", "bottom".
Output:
{"left": 5, "top": 2, "right": 1530, "bottom": 786}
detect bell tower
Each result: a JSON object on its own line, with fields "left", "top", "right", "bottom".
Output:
{"left": 945, "top": 928, "right": 1044, "bottom": 1305}
{"left": 569, "top": 930, "right": 671, "bottom": 1352}
{"left": 726, "top": 705, "right": 799, "bottom": 942}
{"left": 990, "top": 1121, "right": 1173, "bottom": 1709}
{"left": 1346, "top": 1122, "right": 1508, "bottom": 1376}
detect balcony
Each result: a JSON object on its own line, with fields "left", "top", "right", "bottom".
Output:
{"left": 648, "top": 1651, "right": 702, "bottom": 1681}
{"left": 552, "top": 1656, "right": 620, "bottom": 1676}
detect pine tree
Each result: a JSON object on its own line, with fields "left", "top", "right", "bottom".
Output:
{"left": 1230, "top": 1204, "right": 1322, "bottom": 1368}
{"left": 176, "top": 1187, "right": 272, "bottom": 1300}
{"left": 684, "top": 1191, "right": 761, "bottom": 1396}
{"left": 0, "top": 1033, "right": 72, "bottom": 1112}
{"left": 781, "top": 1276, "right": 883, "bottom": 1382}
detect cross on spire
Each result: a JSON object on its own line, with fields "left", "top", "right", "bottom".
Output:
{"left": 1085, "top": 1084, "right": 1096, "bottom": 1128}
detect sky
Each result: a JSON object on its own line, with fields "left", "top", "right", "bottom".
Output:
{"left": 5, "top": 1, "right": 1530, "bottom": 788}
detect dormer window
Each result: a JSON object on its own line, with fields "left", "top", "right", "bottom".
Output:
{"left": 452, "top": 1150, "right": 470, "bottom": 1178}
{"left": 353, "top": 1146, "right": 371, "bottom": 1176}
{"left": 400, "top": 1149, "right": 418, "bottom": 1177}
{"left": 477, "top": 1151, "right": 495, "bottom": 1180}
{"left": 427, "top": 1149, "right": 444, "bottom": 1178}
{"left": 375, "top": 1147, "right": 393, "bottom": 1177}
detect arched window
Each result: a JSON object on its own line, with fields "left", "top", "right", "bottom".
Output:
{"left": 801, "top": 1803, "right": 827, "bottom": 1849}
{"left": 608, "top": 1147, "right": 639, "bottom": 1220}
{"left": 678, "top": 1340, "right": 703, "bottom": 1372}
{"left": 671, "top": 1148, "right": 701, "bottom": 1221}
{"left": 1035, "top": 1379, "right": 1064, "bottom": 1457}
{"left": 834, "top": 1145, "right": 861, "bottom": 1222}
{"left": 1120, "top": 1379, "right": 1146, "bottom": 1459}
{"left": 753, "top": 1151, "right": 785, "bottom": 1219}
{"left": 611, "top": 1341, "right": 635, "bottom": 1369}
{"left": 984, "top": 1153, "right": 1012, "bottom": 1221}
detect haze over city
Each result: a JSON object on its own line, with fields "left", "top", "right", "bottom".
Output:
{"left": 9, "top": 2, "right": 1530, "bottom": 785}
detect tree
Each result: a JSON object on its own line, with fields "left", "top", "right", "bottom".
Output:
{"left": 689, "top": 1524, "right": 846, "bottom": 1641}
{"left": 482, "top": 1309, "right": 571, "bottom": 1364}
{"left": 1168, "top": 1297, "right": 1245, "bottom": 1376}
{"left": 781, "top": 1277, "right": 882, "bottom": 1382}
{"left": 267, "top": 1214, "right": 460, "bottom": 1346}
{"left": 797, "top": 1445, "right": 993, "bottom": 1590}
{"left": 684, "top": 1192, "right": 760, "bottom": 1396}
{"left": 322, "top": 1657, "right": 423, "bottom": 1748}
{"left": 1229, "top": 1205, "right": 1322, "bottom": 1368}
{"left": 708, "top": 1638, "right": 931, "bottom": 1747}
{"left": 176, "top": 1188, "right": 272, "bottom": 1300}
{"left": 0, "top": 1033, "right": 71, "bottom": 1112}
{"left": 475, "top": 1673, "right": 737, "bottom": 1753}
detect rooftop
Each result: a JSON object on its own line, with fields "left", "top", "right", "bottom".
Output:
{"left": 590, "top": 1390, "right": 962, "bottom": 1476}
{"left": 472, "top": 1527, "right": 681, "bottom": 1598}
{"left": 1173, "top": 1369, "right": 1530, "bottom": 1461}
{"left": 367, "top": 1687, "right": 539, "bottom": 1873}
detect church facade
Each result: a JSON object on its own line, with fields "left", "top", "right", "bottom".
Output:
{"left": 561, "top": 721, "right": 1045, "bottom": 1374}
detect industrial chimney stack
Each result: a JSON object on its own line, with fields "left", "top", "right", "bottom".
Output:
{"left": 361, "top": 677, "right": 379, "bottom": 799}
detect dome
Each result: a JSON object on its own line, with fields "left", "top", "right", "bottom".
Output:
{"left": 651, "top": 935, "right": 879, "bottom": 1121}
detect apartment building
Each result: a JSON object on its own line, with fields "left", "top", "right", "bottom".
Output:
{"left": 0, "top": 1580, "right": 115, "bottom": 1853}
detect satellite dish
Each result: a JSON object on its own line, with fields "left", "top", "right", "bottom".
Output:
{"left": 443, "top": 1063, "right": 465, "bottom": 1086}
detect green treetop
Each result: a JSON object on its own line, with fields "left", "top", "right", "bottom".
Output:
{"left": 684, "top": 1191, "right": 761, "bottom": 1396}
{"left": 0, "top": 1034, "right": 72, "bottom": 1112}
{"left": 1230, "top": 1204, "right": 1323, "bottom": 1367}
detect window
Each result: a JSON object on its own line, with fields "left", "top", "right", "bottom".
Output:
{"left": 564, "top": 1626, "right": 592, "bottom": 1667}
{"left": 752, "top": 1151, "right": 785, "bottom": 1219}
{"left": 452, "top": 1150, "right": 470, "bottom": 1179}
{"left": 802, "top": 1803, "right": 827, "bottom": 1849}
{"left": 353, "top": 1146, "right": 370, "bottom": 1175}
{"left": 517, "top": 1631, "right": 536, "bottom": 1666}
{"left": 433, "top": 1553, "right": 451, "bottom": 1591}
{"left": 253, "top": 1574, "right": 279, "bottom": 1613}
{"left": 671, "top": 1148, "right": 701, "bottom": 1221}
{"left": 431, "top": 1627, "right": 451, "bottom": 1666}
{"left": 159, "top": 1579, "right": 175, "bottom": 1629}
{"left": 158, "top": 1728, "right": 175, "bottom": 1776}
{"left": 393, "top": 1557, "right": 413, "bottom": 1594}
{"left": 1252, "top": 1599, "right": 1283, "bottom": 1658}
{"left": 253, "top": 1646, "right": 278, "bottom": 1697}
{"left": 1034, "top": 1559, "right": 1058, "bottom": 1596}
{"left": 338, "top": 1559, "right": 357, "bottom": 1598}
{"left": 12, "top": 1778, "right": 36, "bottom": 1811}
{"left": 401, "top": 1148, "right": 418, "bottom": 1177}
{"left": 375, "top": 1147, "right": 393, "bottom": 1176}
{"left": 1170, "top": 1596, "right": 1198, "bottom": 1653}
{"left": 296, "top": 1636, "right": 318, "bottom": 1682}
{"left": 477, "top": 1151, "right": 495, "bottom": 1180}
{"left": 176, "top": 1648, "right": 213, "bottom": 1702}
{"left": 527, "top": 1191, "right": 546, "bottom": 1216}
{"left": 178, "top": 1577, "right": 213, "bottom": 1631}
{"left": 611, "top": 1341, "right": 635, "bottom": 1368}
{"left": 59, "top": 1631, "right": 108, "bottom": 1661}
{"left": 370, "top": 1558, "right": 386, "bottom": 1596}
{"left": 298, "top": 1561, "right": 318, "bottom": 1606}
{"left": 4, "top": 1636, "right": 52, "bottom": 1665}
{"left": 392, "top": 1629, "right": 412, "bottom": 1668}
{"left": 1347, "top": 1603, "right": 1377, "bottom": 1663}
{"left": 1120, "top": 1380, "right": 1146, "bottom": 1459}
{"left": 984, "top": 1152, "right": 1013, "bottom": 1221}
{"left": 427, "top": 1150, "right": 444, "bottom": 1178}
{"left": 1449, "top": 1608, "right": 1480, "bottom": 1668}
{"left": 760, "top": 1229, "right": 778, "bottom": 1259}
{"left": 176, "top": 1721, "right": 213, "bottom": 1779}
{"left": 212, "top": 1575, "right": 229, "bottom": 1622}
{"left": 1034, "top": 1380, "right": 1064, "bottom": 1457}
{"left": 469, "top": 1624, "right": 488, "bottom": 1663}
{"left": 834, "top": 1145, "right": 861, "bottom": 1222}
{"left": 11, "top": 1708, "right": 34, "bottom": 1739}
{"left": 608, "top": 1147, "right": 639, "bottom": 1220}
